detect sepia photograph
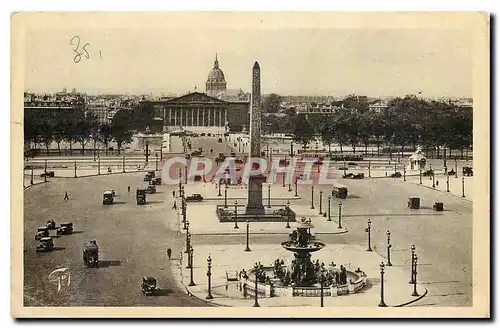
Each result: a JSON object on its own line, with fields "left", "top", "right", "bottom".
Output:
{"left": 11, "top": 12, "right": 490, "bottom": 318}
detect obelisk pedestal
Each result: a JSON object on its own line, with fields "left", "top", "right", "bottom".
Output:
{"left": 246, "top": 61, "right": 265, "bottom": 215}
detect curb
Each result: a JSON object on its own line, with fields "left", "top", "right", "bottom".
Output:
{"left": 203, "top": 197, "right": 302, "bottom": 201}
{"left": 393, "top": 285, "right": 428, "bottom": 307}
{"left": 23, "top": 181, "right": 48, "bottom": 190}
{"left": 189, "top": 230, "right": 348, "bottom": 236}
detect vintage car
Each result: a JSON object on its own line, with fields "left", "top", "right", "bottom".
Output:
{"left": 185, "top": 154, "right": 191, "bottom": 160}
{"left": 218, "top": 138, "right": 223, "bottom": 143}
{"left": 136, "top": 188, "right": 147, "bottom": 205}
{"left": 107, "top": 189, "right": 116, "bottom": 197}
{"left": 35, "top": 226, "right": 49, "bottom": 240}
{"left": 83, "top": 240, "right": 99, "bottom": 267}
{"left": 145, "top": 185, "right": 156, "bottom": 194}
{"left": 185, "top": 194, "right": 203, "bottom": 202}
{"left": 447, "top": 169, "right": 456, "bottom": 176}
{"left": 40, "top": 171, "right": 55, "bottom": 178}
{"left": 143, "top": 173, "right": 152, "bottom": 182}
{"left": 103, "top": 190, "right": 114, "bottom": 205}
{"left": 141, "top": 276, "right": 157, "bottom": 296}
{"left": 342, "top": 173, "right": 364, "bottom": 179}
{"left": 332, "top": 183, "right": 348, "bottom": 199}
{"left": 36, "top": 237, "right": 54, "bottom": 252}
{"left": 422, "top": 169, "right": 434, "bottom": 177}
{"left": 150, "top": 177, "right": 162, "bottom": 185}
{"left": 46, "top": 220, "right": 57, "bottom": 229}
{"left": 57, "top": 222, "right": 73, "bottom": 235}
{"left": 463, "top": 167, "right": 473, "bottom": 176}
{"left": 147, "top": 170, "right": 156, "bottom": 178}
{"left": 390, "top": 172, "right": 402, "bottom": 178}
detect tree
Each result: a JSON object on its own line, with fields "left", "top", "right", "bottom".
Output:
{"left": 319, "top": 116, "right": 335, "bottom": 154}
{"left": 110, "top": 109, "right": 133, "bottom": 155}
{"left": 292, "top": 114, "right": 315, "bottom": 150}
{"left": 98, "top": 123, "right": 113, "bottom": 155}
{"left": 38, "top": 119, "right": 53, "bottom": 156}
{"left": 262, "top": 93, "right": 282, "bottom": 113}
{"left": 52, "top": 116, "right": 68, "bottom": 156}
{"left": 130, "top": 101, "right": 156, "bottom": 131}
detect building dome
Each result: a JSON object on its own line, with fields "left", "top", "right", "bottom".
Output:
{"left": 206, "top": 53, "right": 227, "bottom": 97}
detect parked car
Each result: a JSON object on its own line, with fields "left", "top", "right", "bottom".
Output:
{"left": 40, "top": 171, "right": 55, "bottom": 177}
{"left": 103, "top": 191, "right": 114, "bottom": 205}
{"left": 35, "top": 226, "right": 49, "bottom": 240}
{"left": 150, "top": 177, "right": 162, "bottom": 185}
{"left": 147, "top": 171, "right": 156, "bottom": 178}
{"left": 185, "top": 194, "right": 203, "bottom": 202}
{"left": 83, "top": 240, "right": 99, "bottom": 267}
{"left": 144, "top": 174, "right": 152, "bottom": 182}
{"left": 218, "top": 138, "right": 223, "bottom": 143}
{"left": 145, "top": 185, "right": 156, "bottom": 194}
{"left": 463, "top": 167, "right": 473, "bottom": 176}
{"left": 57, "top": 222, "right": 73, "bottom": 235}
{"left": 36, "top": 237, "right": 54, "bottom": 252}
{"left": 390, "top": 172, "right": 402, "bottom": 178}
{"left": 141, "top": 276, "right": 157, "bottom": 296}
{"left": 422, "top": 169, "right": 434, "bottom": 177}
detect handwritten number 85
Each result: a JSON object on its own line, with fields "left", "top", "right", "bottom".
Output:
{"left": 70, "top": 36, "right": 90, "bottom": 63}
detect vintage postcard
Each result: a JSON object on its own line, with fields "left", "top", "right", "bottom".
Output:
{"left": 11, "top": 12, "right": 490, "bottom": 318}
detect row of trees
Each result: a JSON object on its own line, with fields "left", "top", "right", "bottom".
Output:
{"left": 264, "top": 95, "right": 472, "bottom": 158}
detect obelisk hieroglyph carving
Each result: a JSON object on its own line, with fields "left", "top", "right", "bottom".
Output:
{"left": 246, "top": 61, "right": 265, "bottom": 215}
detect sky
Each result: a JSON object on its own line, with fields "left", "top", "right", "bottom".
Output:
{"left": 24, "top": 28, "right": 473, "bottom": 98}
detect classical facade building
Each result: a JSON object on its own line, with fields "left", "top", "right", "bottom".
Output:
{"left": 205, "top": 54, "right": 227, "bottom": 97}
{"left": 148, "top": 91, "right": 249, "bottom": 132}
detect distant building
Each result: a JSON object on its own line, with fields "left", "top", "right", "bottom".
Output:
{"left": 24, "top": 90, "right": 85, "bottom": 123}
{"left": 369, "top": 100, "right": 390, "bottom": 113}
{"left": 206, "top": 54, "right": 227, "bottom": 98}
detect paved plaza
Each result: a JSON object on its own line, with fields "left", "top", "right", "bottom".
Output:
{"left": 23, "top": 136, "right": 473, "bottom": 307}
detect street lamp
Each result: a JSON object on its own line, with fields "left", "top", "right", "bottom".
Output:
{"left": 253, "top": 263, "right": 260, "bottom": 307}
{"left": 267, "top": 184, "right": 271, "bottom": 208}
{"left": 245, "top": 220, "right": 251, "bottom": 251}
{"left": 403, "top": 165, "right": 406, "bottom": 182}
{"left": 327, "top": 196, "right": 332, "bottom": 221}
{"left": 319, "top": 272, "right": 325, "bottom": 307}
{"left": 285, "top": 200, "right": 291, "bottom": 228}
{"left": 319, "top": 190, "right": 323, "bottom": 215}
{"left": 30, "top": 168, "right": 34, "bottom": 185}
{"left": 224, "top": 184, "right": 228, "bottom": 208}
{"left": 188, "top": 246, "right": 196, "bottom": 286}
{"left": 234, "top": 201, "right": 239, "bottom": 229}
{"left": 310, "top": 185, "right": 315, "bottom": 209}
{"left": 365, "top": 219, "right": 373, "bottom": 251}
{"left": 419, "top": 168, "right": 422, "bottom": 184}
{"left": 178, "top": 169, "right": 182, "bottom": 194}
{"left": 44, "top": 159, "right": 48, "bottom": 182}
{"left": 294, "top": 177, "right": 298, "bottom": 197}
{"left": 122, "top": 155, "right": 125, "bottom": 173}
{"left": 409, "top": 245, "right": 416, "bottom": 284}
{"left": 206, "top": 255, "right": 213, "bottom": 300}
{"left": 74, "top": 161, "right": 77, "bottom": 178}
{"left": 378, "top": 262, "right": 387, "bottom": 307}
{"left": 455, "top": 159, "right": 458, "bottom": 178}
{"left": 185, "top": 222, "right": 190, "bottom": 252}
{"left": 218, "top": 182, "right": 222, "bottom": 196}
{"left": 338, "top": 203, "right": 343, "bottom": 229}
{"left": 446, "top": 174, "right": 450, "bottom": 192}
{"left": 368, "top": 161, "right": 371, "bottom": 178}
{"left": 411, "top": 255, "right": 419, "bottom": 297}
{"left": 97, "top": 158, "right": 101, "bottom": 175}
{"left": 386, "top": 230, "right": 392, "bottom": 266}
{"left": 462, "top": 176, "right": 465, "bottom": 197}
{"left": 155, "top": 153, "right": 158, "bottom": 171}
{"left": 432, "top": 173, "right": 435, "bottom": 188}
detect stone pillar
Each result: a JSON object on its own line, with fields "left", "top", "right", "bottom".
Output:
{"left": 174, "top": 108, "right": 177, "bottom": 126}
{"left": 219, "top": 109, "right": 222, "bottom": 127}
{"left": 225, "top": 109, "right": 228, "bottom": 125}
{"left": 197, "top": 108, "right": 200, "bottom": 127}
{"left": 191, "top": 108, "right": 194, "bottom": 126}
{"left": 169, "top": 109, "right": 172, "bottom": 126}
{"left": 246, "top": 61, "right": 265, "bottom": 215}
{"left": 202, "top": 109, "right": 205, "bottom": 126}
{"left": 213, "top": 108, "right": 217, "bottom": 127}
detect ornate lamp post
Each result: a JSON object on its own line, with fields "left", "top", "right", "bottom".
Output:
{"left": 327, "top": 196, "right": 332, "bottom": 221}
{"left": 245, "top": 220, "right": 251, "bottom": 251}
{"left": 368, "top": 161, "right": 371, "bottom": 178}
{"left": 267, "top": 184, "right": 271, "bottom": 208}
{"left": 206, "top": 255, "right": 213, "bottom": 300}
{"left": 178, "top": 169, "right": 182, "bottom": 194}
{"left": 319, "top": 190, "right": 323, "bottom": 215}
{"left": 446, "top": 174, "right": 450, "bottom": 192}
{"left": 182, "top": 198, "right": 187, "bottom": 230}
{"left": 30, "top": 168, "right": 34, "bottom": 185}
{"left": 310, "top": 185, "right": 315, "bottom": 209}
{"left": 455, "top": 159, "right": 458, "bottom": 178}
{"left": 403, "top": 165, "right": 406, "bottom": 182}
{"left": 44, "top": 159, "right": 48, "bottom": 182}
{"left": 97, "top": 158, "right": 101, "bottom": 175}
{"left": 144, "top": 139, "right": 150, "bottom": 163}
{"left": 218, "top": 182, "right": 222, "bottom": 197}
{"left": 419, "top": 168, "right": 422, "bottom": 184}
{"left": 432, "top": 173, "right": 435, "bottom": 188}
{"left": 409, "top": 245, "right": 416, "bottom": 284}
{"left": 74, "top": 161, "right": 77, "bottom": 178}
{"left": 122, "top": 155, "right": 125, "bottom": 173}
{"left": 155, "top": 153, "right": 158, "bottom": 171}
{"left": 378, "top": 262, "right": 387, "bottom": 307}
{"left": 338, "top": 203, "right": 343, "bottom": 229}
{"left": 365, "top": 219, "right": 373, "bottom": 252}
{"left": 185, "top": 166, "right": 188, "bottom": 184}
{"left": 282, "top": 159, "right": 286, "bottom": 188}
{"left": 394, "top": 162, "right": 397, "bottom": 174}
{"left": 234, "top": 201, "right": 239, "bottom": 229}
{"left": 224, "top": 184, "right": 228, "bottom": 208}
{"left": 386, "top": 230, "right": 392, "bottom": 266}
{"left": 285, "top": 200, "right": 291, "bottom": 229}
{"left": 462, "top": 176, "right": 465, "bottom": 197}
{"left": 319, "top": 273, "right": 325, "bottom": 307}
{"left": 411, "top": 255, "right": 419, "bottom": 297}
{"left": 253, "top": 263, "right": 260, "bottom": 307}
{"left": 188, "top": 246, "right": 196, "bottom": 286}
{"left": 185, "top": 222, "right": 190, "bottom": 253}
{"left": 294, "top": 177, "right": 298, "bottom": 197}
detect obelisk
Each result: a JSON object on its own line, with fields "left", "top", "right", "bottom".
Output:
{"left": 246, "top": 61, "right": 265, "bottom": 215}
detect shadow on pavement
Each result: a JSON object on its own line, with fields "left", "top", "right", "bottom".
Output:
{"left": 113, "top": 201, "right": 128, "bottom": 205}
{"left": 71, "top": 230, "right": 85, "bottom": 234}
{"left": 346, "top": 195, "right": 362, "bottom": 199}
{"left": 52, "top": 247, "right": 66, "bottom": 251}
{"left": 98, "top": 260, "right": 122, "bottom": 268}
{"left": 152, "top": 288, "right": 173, "bottom": 296}
{"left": 147, "top": 200, "right": 164, "bottom": 204}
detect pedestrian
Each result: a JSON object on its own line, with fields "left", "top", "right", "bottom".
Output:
{"left": 436, "top": 180, "right": 439, "bottom": 187}
{"left": 173, "top": 190, "right": 176, "bottom": 198}
{"left": 172, "top": 201, "right": 177, "bottom": 210}
{"left": 128, "top": 186, "right": 131, "bottom": 193}
{"left": 167, "top": 248, "right": 172, "bottom": 260}
{"left": 64, "top": 191, "right": 69, "bottom": 200}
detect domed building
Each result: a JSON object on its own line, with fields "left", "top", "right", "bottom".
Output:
{"left": 206, "top": 53, "right": 227, "bottom": 97}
